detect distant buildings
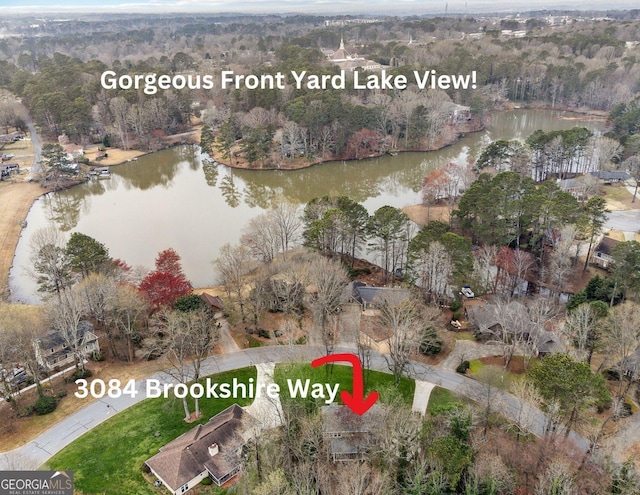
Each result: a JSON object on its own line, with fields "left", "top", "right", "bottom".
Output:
{"left": 324, "top": 38, "right": 382, "bottom": 72}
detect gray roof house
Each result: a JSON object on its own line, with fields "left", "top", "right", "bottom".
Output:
{"left": 34, "top": 321, "right": 99, "bottom": 371}
{"left": 344, "top": 283, "right": 412, "bottom": 311}
{"left": 146, "top": 404, "right": 255, "bottom": 493}
{"left": 467, "top": 300, "right": 564, "bottom": 356}
{"left": 321, "top": 404, "right": 382, "bottom": 462}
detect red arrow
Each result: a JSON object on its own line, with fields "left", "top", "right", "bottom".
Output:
{"left": 311, "top": 353, "right": 379, "bottom": 415}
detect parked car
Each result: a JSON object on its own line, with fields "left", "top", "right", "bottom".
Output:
{"left": 461, "top": 286, "right": 474, "bottom": 298}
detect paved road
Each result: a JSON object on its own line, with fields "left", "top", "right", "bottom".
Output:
{"left": 0, "top": 344, "right": 588, "bottom": 470}
{"left": 606, "top": 210, "right": 640, "bottom": 233}
{"left": 20, "top": 105, "right": 42, "bottom": 176}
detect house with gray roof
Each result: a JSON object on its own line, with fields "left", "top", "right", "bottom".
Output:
{"left": 33, "top": 321, "right": 99, "bottom": 371}
{"left": 146, "top": 404, "right": 255, "bottom": 493}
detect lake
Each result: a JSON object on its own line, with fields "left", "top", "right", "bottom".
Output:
{"left": 9, "top": 110, "right": 603, "bottom": 302}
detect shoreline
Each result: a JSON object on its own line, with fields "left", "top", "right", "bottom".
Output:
{"left": 0, "top": 182, "right": 49, "bottom": 299}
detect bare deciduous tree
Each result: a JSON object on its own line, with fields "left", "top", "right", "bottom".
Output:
{"left": 307, "top": 255, "right": 348, "bottom": 355}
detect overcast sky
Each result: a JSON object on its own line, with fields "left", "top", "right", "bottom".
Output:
{"left": 5, "top": 0, "right": 640, "bottom": 15}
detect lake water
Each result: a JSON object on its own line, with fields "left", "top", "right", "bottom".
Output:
{"left": 9, "top": 110, "right": 603, "bottom": 302}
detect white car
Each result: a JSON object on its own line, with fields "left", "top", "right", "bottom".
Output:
{"left": 461, "top": 286, "right": 474, "bottom": 298}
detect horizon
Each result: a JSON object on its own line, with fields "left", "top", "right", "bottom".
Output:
{"left": 4, "top": 0, "right": 640, "bottom": 16}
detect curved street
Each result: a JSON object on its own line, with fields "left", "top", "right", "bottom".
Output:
{"left": 0, "top": 344, "right": 588, "bottom": 470}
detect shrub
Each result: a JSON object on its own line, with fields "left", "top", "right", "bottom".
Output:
{"left": 18, "top": 405, "right": 34, "bottom": 417}
{"left": 65, "top": 368, "right": 92, "bottom": 383}
{"left": 58, "top": 390, "right": 68, "bottom": 399}
{"left": 456, "top": 361, "right": 470, "bottom": 374}
{"left": 34, "top": 395, "right": 57, "bottom": 415}
{"left": 452, "top": 310, "right": 462, "bottom": 321}
{"left": 201, "top": 477, "right": 212, "bottom": 486}
{"left": 257, "top": 329, "right": 271, "bottom": 339}
{"left": 450, "top": 300, "right": 462, "bottom": 312}
{"left": 92, "top": 352, "right": 105, "bottom": 362}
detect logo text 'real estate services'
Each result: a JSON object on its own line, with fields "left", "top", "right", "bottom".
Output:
{"left": 0, "top": 471, "right": 73, "bottom": 495}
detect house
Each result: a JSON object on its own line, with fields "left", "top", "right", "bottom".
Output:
{"left": 557, "top": 177, "right": 587, "bottom": 200}
{"left": 146, "top": 404, "right": 255, "bottom": 493}
{"left": 591, "top": 236, "right": 620, "bottom": 270}
{"left": 346, "top": 284, "right": 412, "bottom": 311}
{"left": 199, "top": 292, "right": 224, "bottom": 313}
{"left": 33, "top": 321, "right": 100, "bottom": 371}
{"left": 467, "top": 300, "right": 564, "bottom": 357}
{"left": 589, "top": 170, "right": 631, "bottom": 184}
{"left": 321, "top": 404, "right": 382, "bottom": 462}
{"left": 618, "top": 348, "right": 640, "bottom": 380}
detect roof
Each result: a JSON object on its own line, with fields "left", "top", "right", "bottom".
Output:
{"left": 199, "top": 293, "right": 224, "bottom": 311}
{"left": 146, "top": 404, "right": 250, "bottom": 491}
{"left": 619, "top": 347, "right": 640, "bottom": 376}
{"left": 589, "top": 170, "right": 631, "bottom": 181}
{"left": 36, "top": 321, "right": 95, "bottom": 349}
{"left": 356, "top": 286, "right": 412, "bottom": 307}
{"left": 594, "top": 236, "right": 620, "bottom": 256}
{"left": 321, "top": 404, "right": 381, "bottom": 435}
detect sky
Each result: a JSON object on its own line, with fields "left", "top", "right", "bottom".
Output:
{"left": 4, "top": 0, "right": 640, "bottom": 15}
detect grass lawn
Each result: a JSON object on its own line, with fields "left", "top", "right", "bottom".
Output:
{"left": 427, "top": 387, "right": 463, "bottom": 414}
{"left": 273, "top": 363, "right": 415, "bottom": 406}
{"left": 45, "top": 367, "right": 256, "bottom": 495}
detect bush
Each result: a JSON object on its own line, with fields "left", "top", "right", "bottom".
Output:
{"left": 201, "top": 477, "right": 212, "bottom": 486}
{"left": 456, "top": 361, "right": 470, "bottom": 374}
{"left": 34, "top": 395, "right": 57, "bottom": 415}
{"left": 92, "top": 352, "right": 105, "bottom": 362}
{"left": 57, "top": 390, "right": 68, "bottom": 399}
{"left": 18, "top": 405, "right": 34, "bottom": 417}
{"left": 257, "top": 329, "right": 271, "bottom": 339}
{"left": 452, "top": 310, "right": 462, "bottom": 321}
{"left": 450, "top": 300, "right": 462, "bottom": 312}
{"left": 65, "top": 367, "right": 92, "bottom": 383}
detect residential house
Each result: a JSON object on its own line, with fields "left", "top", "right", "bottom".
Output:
{"left": 199, "top": 292, "right": 224, "bottom": 313}
{"left": 467, "top": 300, "right": 564, "bottom": 357}
{"left": 618, "top": 348, "right": 640, "bottom": 380}
{"left": 591, "top": 236, "right": 620, "bottom": 270}
{"left": 146, "top": 404, "right": 255, "bottom": 493}
{"left": 589, "top": 170, "right": 631, "bottom": 184}
{"left": 557, "top": 177, "right": 587, "bottom": 200}
{"left": 33, "top": 321, "right": 100, "bottom": 371}
{"left": 321, "top": 404, "right": 382, "bottom": 462}
{"left": 345, "top": 283, "right": 412, "bottom": 311}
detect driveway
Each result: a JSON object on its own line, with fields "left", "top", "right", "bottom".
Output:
{"left": 605, "top": 210, "right": 640, "bottom": 233}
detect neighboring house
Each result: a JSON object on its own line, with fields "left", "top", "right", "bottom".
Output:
{"left": 467, "top": 300, "right": 564, "bottom": 357}
{"left": 591, "top": 236, "right": 620, "bottom": 270}
{"left": 557, "top": 177, "right": 587, "bottom": 200}
{"left": 199, "top": 292, "right": 224, "bottom": 313}
{"left": 618, "top": 348, "right": 640, "bottom": 380}
{"left": 321, "top": 404, "right": 382, "bottom": 462}
{"left": 33, "top": 321, "right": 100, "bottom": 371}
{"left": 589, "top": 170, "right": 631, "bottom": 184}
{"left": 345, "top": 283, "right": 412, "bottom": 311}
{"left": 146, "top": 404, "right": 256, "bottom": 493}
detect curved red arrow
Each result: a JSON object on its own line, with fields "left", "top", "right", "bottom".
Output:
{"left": 311, "top": 353, "right": 379, "bottom": 415}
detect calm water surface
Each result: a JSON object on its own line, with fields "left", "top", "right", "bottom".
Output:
{"left": 9, "top": 110, "right": 604, "bottom": 302}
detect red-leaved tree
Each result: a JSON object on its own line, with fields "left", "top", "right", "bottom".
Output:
{"left": 139, "top": 249, "right": 192, "bottom": 309}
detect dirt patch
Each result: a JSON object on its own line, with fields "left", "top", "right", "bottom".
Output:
{"left": 0, "top": 182, "right": 49, "bottom": 297}
{"left": 402, "top": 204, "right": 450, "bottom": 228}
{"left": 478, "top": 355, "right": 527, "bottom": 374}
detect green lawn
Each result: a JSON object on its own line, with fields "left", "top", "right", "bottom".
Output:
{"left": 46, "top": 367, "right": 257, "bottom": 495}
{"left": 273, "top": 363, "right": 415, "bottom": 406}
{"left": 427, "top": 386, "right": 463, "bottom": 414}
